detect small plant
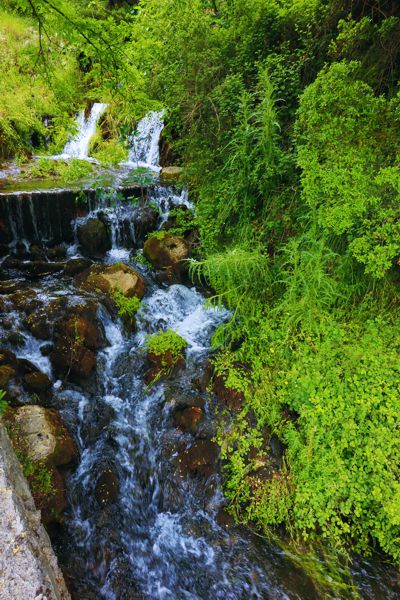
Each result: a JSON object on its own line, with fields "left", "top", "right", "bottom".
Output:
{"left": 113, "top": 289, "right": 141, "bottom": 330}
{"left": 146, "top": 329, "right": 188, "bottom": 367}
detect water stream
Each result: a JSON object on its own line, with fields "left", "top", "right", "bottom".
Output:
{"left": 0, "top": 113, "right": 399, "bottom": 599}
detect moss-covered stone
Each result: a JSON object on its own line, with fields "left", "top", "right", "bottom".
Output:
{"left": 76, "top": 262, "right": 145, "bottom": 299}
{"left": 143, "top": 232, "right": 189, "bottom": 283}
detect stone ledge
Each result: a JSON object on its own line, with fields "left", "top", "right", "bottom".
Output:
{"left": 0, "top": 423, "right": 70, "bottom": 600}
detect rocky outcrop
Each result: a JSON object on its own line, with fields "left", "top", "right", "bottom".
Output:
{"left": 77, "top": 217, "right": 111, "bottom": 258}
{"left": 0, "top": 423, "right": 71, "bottom": 599}
{"left": 76, "top": 263, "right": 145, "bottom": 299}
{"left": 143, "top": 232, "right": 189, "bottom": 283}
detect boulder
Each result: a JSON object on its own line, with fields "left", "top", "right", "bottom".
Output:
{"left": 7, "top": 405, "right": 77, "bottom": 466}
{"left": 178, "top": 440, "right": 219, "bottom": 477}
{"left": 76, "top": 263, "right": 145, "bottom": 299}
{"left": 160, "top": 166, "right": 183, "bottom": 184}
{"left": 133, "top": 205, "right": 159, "bottom": 244}
{"left": 0, "top": 348, "right": 18, "bottom": 369}
{"left": 173, "top": 406, "right": 204, "bottom": 434}
{"left": 22, "top": 371, "right": 52, "bottom": 393}
{"left": 50, "top": 302, "right": 107, "bottom": 380}
{"left": 77, "top": 217, "right": 111, "bottom": 258}
{"left": 64, "top": 257, "right": 92, "bottom": 276}
{"left": 143, "top": 233, "right": 190, "bottom": 283}
{"left": 0, "top": 364, "right": 15, "bottom": 387}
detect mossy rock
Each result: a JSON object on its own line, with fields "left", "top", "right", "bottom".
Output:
{"left": 76, "top": 263, "right": 145, "bottom": 299}
{"left": 143, "top": 233, "right": 189, "bottom": 283}
{"left": 6, "top": 405, "right": 77, "bottom": 467}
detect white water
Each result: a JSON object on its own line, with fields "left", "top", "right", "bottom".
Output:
{"left": 122, "top": 110, "right": 164, "bottom": 172}
{"left": 56, "top": 102, "right": 108, "bottom": 161}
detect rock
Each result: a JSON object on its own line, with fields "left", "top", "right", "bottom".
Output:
{"left": 133, "top": 204, "right": 159, "bottom": 244}
{"left": 24, "top": 312, "right": 52, "bottom": 339}
{"left": 64, "top": 313, "right": 107, "bottom": 350}
{"left": 173, "top": 406, "right": 204, "bottom": 434}
{"left": 0, "top": 280, "right": 20, "bottom": 294}
{"left": 22, "top": 371, "right": 52, "bottom": 393}
{"left": 51, "top": 302, "right": 107, "bottom": 380}
{"left": 51, "top": 339, "right": 97, "bottom": 379}
{"left": 0, "top": 364, "right": 15, "bottom": 387}
{"left": 3, "top": 331, "right": 25, "bottom": 347}
{"left": 0, "top": 348, "right": 18, "bottom": 369}
{"left": 77, "top": 217, "right": 111, "bottom": 258}
{"left": 213, "top": 373, "right": 245, "bottom": 412}
{"left": 46, "top": 244, "right": 67, "bottom": 260}
{"left": 160, "top": 166, "right": 183, "bottom": 183}
{"left": 9, "top": 289, "right": 38, "bottom": 312}
{"left": 40, "top": 343, "right": 54, "bottom": 356}
{"left": 178, "top": 440, "right": 219, "bottom": 477}
{"left": 64, "top": 257, "right": 92, "bottom": 276}
{"left": 38, "top": 466, "right": 68, "bottom": 524}
{"left": 95, "top": 468, "right": 119, "bottom": 507}
{"left": 76, "top": 263, "right": 145, "bottom": 299}
{"left": 143, "top": 233, "right": 190, "bottom": 283}
{"left": 17, "top": 261, "right": 65, "bottom": 277}
{"left": 216, "top": 507, "right": 235, "bottom": 530}
{"left": 7, "top": 405, "right": 77, "bottom": 466}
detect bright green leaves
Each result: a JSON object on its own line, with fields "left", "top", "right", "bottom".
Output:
{"left": 296, "top": 61, "right": 400, "bottom": 278}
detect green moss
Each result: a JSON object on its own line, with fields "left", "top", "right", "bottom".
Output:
{"left": 146, "top": 329, "right": 188, "bottom": 364}
{"left": 113, "top": 288, "right": 141, "bottom": 330}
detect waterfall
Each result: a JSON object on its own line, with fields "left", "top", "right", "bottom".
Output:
{"left": 58, "top": 102, "right": 108, "bottom": 161}
{"left": 123, "top": 110, "right": 164, "bottom": 172}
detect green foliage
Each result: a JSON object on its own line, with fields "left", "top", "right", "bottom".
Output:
{"left": 26, "top": 157, "right": 94, "bottom": 182}
{"left": 146, "top": 329, "right": 188, "bottom": 364}
{"left": 113, "top": 288, "right": 140, "bottom": 330}
{"left": 296, "top": 61, "right": 400, "bottom": 278}
{"left": 16, "top": 451, "right": 55, "bottom": 497}
{"left": 0, "top": 390, "right": 8, "bottom": 416}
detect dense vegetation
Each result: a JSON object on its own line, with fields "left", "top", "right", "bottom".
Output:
{"left": 3, "top": 0, "right": 400, "bottom": 572}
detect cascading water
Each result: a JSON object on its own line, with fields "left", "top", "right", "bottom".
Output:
{"left": 122, "top": 110, "right": 165, "bottom": 172}
{"left": 57, "top": 102, "right": 108, "bottom": 161}
{"left": 1, "top": 112, "right": 400, "bottom": 600}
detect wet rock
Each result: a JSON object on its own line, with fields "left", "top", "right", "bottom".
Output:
{"left": 95, "top": 468, "right": 119, "bottom": 507}
{"left": 133, "top": 204, "right": 159, "bottom": 243}
{"left": 51, "top": 302, "right": 107, "bottom": 380}
{"left": 173, "top": 406, "right": 204, "bottom": 434}
{"left": 24, "top": 312, "right": 52, "bottom": 339}
{"left": 76, "top": 262, "right": 145, "bottom": 299}
{"left": 9, "top": 289, "right": 38, "bottom": 312}
{"left": 40, "top": 343, "right": 53, "bottom": 356}
{"left": 39, "top": 466, "right": 68, "bottom": 525}
{"left": 143, "top": 232, "right": 190, "bottom": 283}
{"left": 51, "top": 339, "right": 97, "bottom": 380}
{"left": 64, "top": 313, "right": 107, "bottom": 351}
{"left": 77, "top": 217, "right": 111, "bottom": 258}
{"left": 0, "top": 347, "right": 18, "bottom": 369}
{"left": 0, "top": 280, "right": 20, "bottom": 294}
{"left": 8, "top": 260, "right": 65, "bottom": 278}
{"left": 7, "top": 405, "right": 77, "bottom": 466}
{"left": 46, "top": 244, "right": 67, "bottom": 260}
{"left": 160, "top": 166, "right": 183, "bottom": 184}
{"left": 64, "top": 257, "right": 92, "bottom": 276}
{"left": 212, "top": 372, "right": 245, "bottom": 412}
{"left": 0, "top": 364, "right": 16, "bottom": 387}
{"left": 22, "top": 371, "right": 52, "bottom": 393}
{"left": 178, "top": 440, "right": 219, "bottom": 477}
{"left": 216, "top": 507, "right": 235, "bottom": 530}
{"left": 3, "top": 331, "right": 25, "bottom": 348}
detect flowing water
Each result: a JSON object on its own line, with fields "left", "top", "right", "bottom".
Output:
{"left": 55, "top": 102, "right": 108, "bottom": 161}
{"left": 1, "top": 113, "right": 400, "bottom": 600}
